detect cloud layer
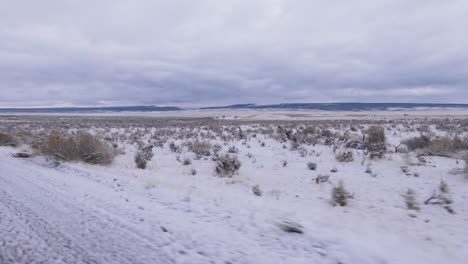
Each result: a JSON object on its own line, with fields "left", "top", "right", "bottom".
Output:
{"left": 1, "top": 0, "right": 467, "bottom": 107}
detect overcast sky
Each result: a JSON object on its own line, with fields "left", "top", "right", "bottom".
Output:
{"left": 1, "top": 0, "right": 467, "bottom": 107}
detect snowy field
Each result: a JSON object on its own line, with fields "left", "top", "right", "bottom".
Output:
{"left": 1, "top": 112, "right": 468, "bottom": 264}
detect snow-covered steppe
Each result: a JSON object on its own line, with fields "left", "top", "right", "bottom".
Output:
{"left": 1, "top": 112, "right": 467, "bottom": 264}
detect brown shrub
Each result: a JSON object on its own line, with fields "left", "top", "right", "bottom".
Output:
{"left": 429, "top": 137, "right": 456, "bottom": 154}
{"left": 39, "top": 132, "right": 114, "bottom": 165}
{"left": 302, "top": 127, "right": 316, "bottom": 134}
{"left": 403, "top": 135, "right": 431, "bottom": 150}
{"left": 367, "top": 126, "right": 386, "bottom": 144}
{"left": 0, "top": 132, "right": 16, "bottom": 146}
{"left": 189, "top": 140, "right": 212, "bottom": 159}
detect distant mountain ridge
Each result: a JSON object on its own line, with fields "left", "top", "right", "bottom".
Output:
{"left": 201, "top": 103, "right": 468, "bottom": 111}
{"left": 2, "top": 103, "right": 468, "bottom": 113}
{"left": 0, "top": 105, "right": 181, "bottom": 113}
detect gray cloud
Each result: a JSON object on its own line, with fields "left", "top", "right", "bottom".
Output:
{"left": 0, "top": 0, "right": 467, "bottom": 107}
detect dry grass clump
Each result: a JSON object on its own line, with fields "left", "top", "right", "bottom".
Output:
{"left": 428, "top": 136, "right": 467, "bottom": 155}
{"left": 403, "top": 135, "right": 467, "bottom": 155}
{"left": 38, "top": 132, "right": 114, "bottom": 165}
{"left": 429, "top": 137, "right": 456, "bottom": 154}
{"left": 367, "top": 125, "right": 386, "bottom": 144}
{"left": 0, "top": 132, "right": 16, "bottom": 146}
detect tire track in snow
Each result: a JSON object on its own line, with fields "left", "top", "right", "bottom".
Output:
{"left": 0, "top": 162, "right": 177, "bottom": 264}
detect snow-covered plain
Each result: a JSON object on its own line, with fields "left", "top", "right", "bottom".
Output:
{"left": 1, "top": 113, "right": 467, "bottom": 264}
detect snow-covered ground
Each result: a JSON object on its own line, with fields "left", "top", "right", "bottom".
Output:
{"left": 1, "top": 113, "right": 468, "bottom": 264}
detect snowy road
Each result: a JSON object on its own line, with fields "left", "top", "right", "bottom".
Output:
{"left": 0, "top": 147, "right": 461, "bottom": 264}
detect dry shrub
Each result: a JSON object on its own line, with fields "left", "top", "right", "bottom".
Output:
{"left": 335, "top": 151, "right": 354, "bottom": 163}
{"left": 169, "top": 142, "right": 181, "bottom": 153}
{"left": 275, "top": 220, "right": 304, "bottom": 234}
{"left": 0, "top": 132, "right": 16, "bottom": 146}
{"left": 403, "top": 189, "right": 420, "bottom": 211}
{"left": 140, "top": 145, "right": 154, "bottom": 161}
{"left": 214, "top": 154, "right": 241, "bottom": 177}
{"left": 228, "top": 146, "right": 239, "bottom": 153}
{"left": 424, "top": 181, "right": 454, "bottom": 214}
{"left": 135, "top": 152, "right": 147, "bottom": 169}
{"left": 190, "top": 140, "right": 212, "bottom": 158}
{"left": 302, "top": 127, "right": 316, "bottom": 134}
{"left": 331, "top": 181, "right": 350, "bottom": 206}
{"left": 183, "top": 158, "right": 192, "bottom": 165}
{"left": 39, "top": 132, "right": 114, "bottom": 165}
{"left": 404, "top": 136, "right": 467, "bottom": 154}
{"left": 307, "top": 162, "right": 317, "bottom": 170}
{"left": 403, "top": 135, "right": 431, "bottom": 151}
{"left": 367, "top": 125, "right": 386, "bottom": 144}
{"left": 429, "top": 137, "right": 456, "bottom": 154}
{"left": 252, "top": 185, "right": 262, "bottom": 196}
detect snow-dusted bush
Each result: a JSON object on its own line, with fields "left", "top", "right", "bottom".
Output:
{"left": 439, "top": 179, "right": 449, "bottom": 194}
{"left": 403, "top": 189, "right": 420, "bottom": 211}
{"left": 135, "top": 152, "right": 147, "bottom": 169}
{"left": 0, "top": 132, "right": 16, "bottom": 146}
{"left": 212, "top": 144, "right": 222, "bottom": 155}
{"left": 331, "top": 181, "right": 349, "bottom": 206}
{"left": 424, "top": 180, "right": 454, "bottom": 213}
{"left": 367, "top": 125, "right": 386, "bottom": 144}
{"left": 298, "top": 147, "right": 308, "bottom": 157}
{"left": 214, "top": 154, "right": 241, "bottom": 178}
{"left": 315, "top": 174, "right": 329, "bottom": 184}
{"left": 140, "top": 145, "right": 154, "bottom": 161}
{"left": 39, "top": 132, "right": 114, "bottom": 165}
{"left": 168, "top": 142, "right": 181, "bottom": 153}
{"left": 307, "top": 162, "right": 317, "bottom": 170}
{"left": 228, "top": 146, "right": 239, "bottom": 153}
{"left": 189, "top": 140, "right": 212, "bottom": 159}
{"left": 335, "top": 151, "right": 354, "bottom": 163}
{"left": 183, "top": 158, "right": 192, "bottom": 165}
{"left": 252, "top": 185, "right": 262, "bottom": 196}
